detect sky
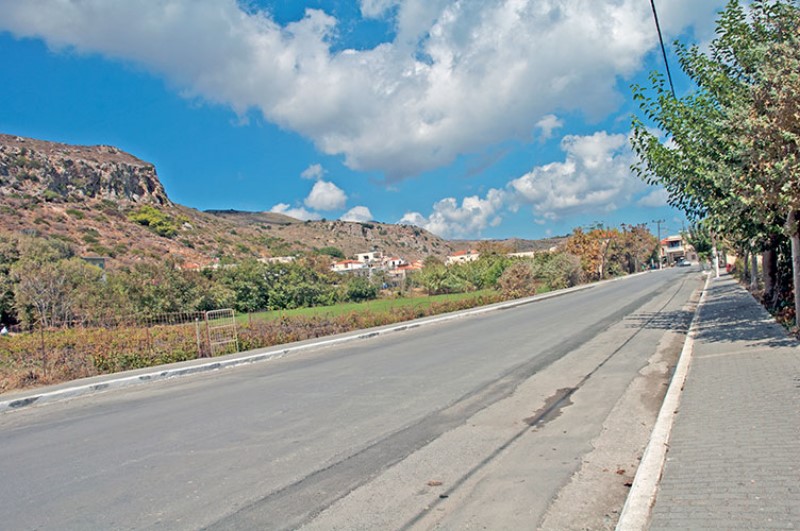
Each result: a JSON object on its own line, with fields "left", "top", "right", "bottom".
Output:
{"left": 0, "top": 0, "right": 727, "bottom": 241}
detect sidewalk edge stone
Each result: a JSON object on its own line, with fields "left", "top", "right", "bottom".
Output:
{"left": 615, "top": 272, "right": 712, "bottom": 531}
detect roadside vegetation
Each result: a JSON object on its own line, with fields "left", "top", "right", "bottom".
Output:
{"left": 632, "top": 0, "right": 800, "bottom": 330}
{"left": 0, "top": 225, "right": 658, "bottom": 393}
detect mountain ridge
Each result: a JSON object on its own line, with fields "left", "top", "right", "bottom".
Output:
{"left": 0, "top": 133, "right": 475, "bottom": 266}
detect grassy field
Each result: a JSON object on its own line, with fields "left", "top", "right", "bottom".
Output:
{"left": 239, "top": 289, "right": 500, "bottom": 323}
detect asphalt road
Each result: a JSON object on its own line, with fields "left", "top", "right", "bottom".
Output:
{"left": 0, "top": 268, "right": 699, "bottom": 530}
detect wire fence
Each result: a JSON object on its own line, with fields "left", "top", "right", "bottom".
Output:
{"left": 0, "top": 309, "right": 239, "bottom": 393}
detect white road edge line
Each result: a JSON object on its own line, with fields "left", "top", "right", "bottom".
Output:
{"left": 615, "top": 271, "right": 712, "bottom": 531}
{"left": 0, "top": 270, "right": 658, "bottom": 414}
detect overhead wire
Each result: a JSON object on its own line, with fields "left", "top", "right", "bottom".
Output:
{"left": 649, "top": 0, "right": 677, "bottom": 98}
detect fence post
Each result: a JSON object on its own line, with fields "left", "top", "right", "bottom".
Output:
{"left": 195, "top": 317, "right": 203, "bottom": 358}
{"left": 39, "top": 321, "right": 47, "bottom": 378}
{"left": 205, "top": 311, "right": 212, "bottom": 357}
{"left": 146, "top": 326, "right": 153, "bottom": 356}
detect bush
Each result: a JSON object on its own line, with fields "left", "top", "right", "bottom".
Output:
{"left": 497, "top": 261, "right": 537, "bottom": 298}
{"left": 127, "top": 205, "right": 179, "bottom": 238}
{"left": 341, "top": 277, "right": 378, "bottom": 302}
{"left": 317, "top": 246, "right": 345, "bottom": 259}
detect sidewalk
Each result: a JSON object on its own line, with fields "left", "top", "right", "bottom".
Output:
{"left": 648, "top": 274, "right": 800, "bottom": 529}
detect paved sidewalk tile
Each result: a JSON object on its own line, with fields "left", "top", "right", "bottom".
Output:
{"left": 649, "top": 275, "right": 800, "bottom": 530}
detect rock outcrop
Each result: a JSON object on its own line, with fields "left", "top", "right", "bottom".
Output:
{"left": 0, "top": 134, "right": 170, "bottom": 205}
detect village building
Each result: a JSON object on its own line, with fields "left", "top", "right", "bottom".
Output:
{"left": 446, "top": 249, "right": 480, "bottom": 265}
{"left": 331, "top": 259, "right": 368, "bottom": 273}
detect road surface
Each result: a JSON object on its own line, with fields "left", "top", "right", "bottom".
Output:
{"left": 0, "top": 268, "right": 701, "bottom": 530}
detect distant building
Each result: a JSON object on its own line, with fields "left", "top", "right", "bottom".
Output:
{"left": 381, "top": 256, "right": 406, "bottom": 270}
{"left": 446, "top": 249, "right": 480, "bottom": 265}
{"left": 386, "top": 260, "right": 423, "bottom": 282}
{"left": 507, "top": 251, "right": 536, "bottom": 259}
{"left": 81, "top": 256, "right": 107, "bottom": 270}
{"left": 332, "top": 260, "right": 368, "bottom": 273}
{"left": 81, "top": 256, "right": 108, "bottom": 281}
{"left": 260, "top": 256, "right": 296, "bottom": 264}
{"left": 355, "top": 251, "right": 382, "bottom": 263}
{"left": 660, "top": 235, "right": 696, "bottom": 265}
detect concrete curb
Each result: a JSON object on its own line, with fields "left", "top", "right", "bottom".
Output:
{"left": 615, "top": 271, "right": 712, "bottom": 530}
{"left": 0, "top": 269, "right": 659, "bottom": 415}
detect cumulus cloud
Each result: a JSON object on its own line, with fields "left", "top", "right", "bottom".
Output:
{"left": 398, "top": 189, "right": 505, "bottom": 238}
{"left": 507, "top": 131, "right": 645, "bottom": 221}
{"left": 0, "top": 0, "right": 726, "bottom": 179}
{"left": 301, "top": 164, "right": 325, "bottom": 180}
{"left": 340, "top": 206, "right": 374, "bottom": 222}
{"left": 304, "top": 180, "right": 347, "bottom": 211}
{"left": 403, "top": 129, "right": 658, "bottom": 237}
{"left": 270, "top": 203, "right": 321, "bottom": 221}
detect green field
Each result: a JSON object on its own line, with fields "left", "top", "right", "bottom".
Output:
{"left": 239, "top": 289, "right": 500, "bottom": 323}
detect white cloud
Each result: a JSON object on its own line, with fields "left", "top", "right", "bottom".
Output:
{"left": 301, "top": 163, "right": 325, "bottom": 180}
{"left": 535, "top": 114, "right": 564, "bottom": 142}
{"left": 304, "top": 180, "right": 347, "bottom": 211}
{"left": 508, "top": 131, "right": 644, "bottom": 220}
{"left": 398, "top": 188, "right": 505, "bottom": 238}
{"left": 637, "top": 187, "right": 669, "bottom": 208}
{"left": 0, "top": 0, "right": 726, "bottom": 180}
{"left": 270, "top": 203, "right": 321, "bottom": 221}
{"left": 402, "top": 129, "right": 655, "bottom": 237}
{"left": 360, "top": 0, "right": 400, "bottom": 19}
{"left": 340, "top": 206, "right": 374, "bottom": 222}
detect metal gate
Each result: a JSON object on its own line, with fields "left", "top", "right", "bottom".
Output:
{"left": 204, "top": 309, "right": 239, "bottom": 357}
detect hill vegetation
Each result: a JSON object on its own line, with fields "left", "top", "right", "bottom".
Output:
{"left": 0, "top": 133, "right": 660, "bottom": 393}
{"left": 0, "top": 133, "right": 463, "bottom": 268}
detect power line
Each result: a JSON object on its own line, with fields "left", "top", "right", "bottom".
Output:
{"left": 649, "top": 0, "right": 676, "bottom": 99}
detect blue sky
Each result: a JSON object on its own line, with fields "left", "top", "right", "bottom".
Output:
{"left": 0, "top": 0, "right": 726, "bottom": 240}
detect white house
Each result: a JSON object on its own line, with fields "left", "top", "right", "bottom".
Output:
{"left": 446, "top": 249, "right": 480, "bottom": 265}
{"left": 382, "top": 256, "right": 406, "bottom": 270}
{"left": 332, "top": 260, "right": 368, "bottom": 272}
{"left": 355, "top": 251, "right": 382, "bottom": 263}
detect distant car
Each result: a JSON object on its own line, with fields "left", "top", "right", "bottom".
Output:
{"left": 678, "top": 259, "right": 692, "bottom": 267}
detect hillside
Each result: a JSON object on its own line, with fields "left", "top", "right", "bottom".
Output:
{"left": 0, "top": 133, "right": 466, "bottom": 267}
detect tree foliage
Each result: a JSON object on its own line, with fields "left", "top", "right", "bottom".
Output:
{"left": 631, "top": 0, "right": 800, "bottom": 321}
{"left": 565, "top": 225, "right": 656, "bottom": 281}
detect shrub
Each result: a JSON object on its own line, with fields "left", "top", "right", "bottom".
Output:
{"left": 497, "top": 261, "right": 537, "bottom": 298}
{"left": 127, "top": 205, "right": 179, "bottom": 238}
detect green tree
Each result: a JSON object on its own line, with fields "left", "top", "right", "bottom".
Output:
{"left": 340, "top": 276, "right": 378, "bottom": 302}
{"left": 119, "top": 261, "right": 205, "bottom": 317}
{"left": 631, "top": 0, "right": 799, "bottom": 316}
{"left": 0, "top": 234, "right": 20, "bottom": 324}
{"left": 618, "top": 224, "right": 658, "bottom": 273}
{"left": 531, "top": 252, "right": 583, "bottom": 290}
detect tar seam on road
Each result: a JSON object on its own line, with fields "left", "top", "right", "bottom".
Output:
{"left": 614, "top": 272, "right": 711, "bottom": 531}
{"left": 206, "top": 275, "right": 690, "bottom": 531}
{"left": 397, "top": 273, "right": 695, "bottom": 530}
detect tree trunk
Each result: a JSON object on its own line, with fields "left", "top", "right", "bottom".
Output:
{"left": 750, "top": 251, "right": 759, "bottom": 291}
{"left": 742, "top": 249, "right": 750, "bottom": 281}
{"left": 789, "top": 210, "right": 800, "bottom": 327}
{"left": 763, "top": 242, "right": 778, "bottom": 309}
{"left": 711, "top": 231, "right": 720, "bottom": 278}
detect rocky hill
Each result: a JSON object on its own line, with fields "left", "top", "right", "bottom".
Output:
{"left": 0, "top": 134, "right": 169, "bottom": 205}
{"left": 0, "top": 134, "right": 469, "bottom": 267}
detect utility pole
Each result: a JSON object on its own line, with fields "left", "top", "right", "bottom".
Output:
{"left": 652, "top": 219, "right": 665, "bottom": 269}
